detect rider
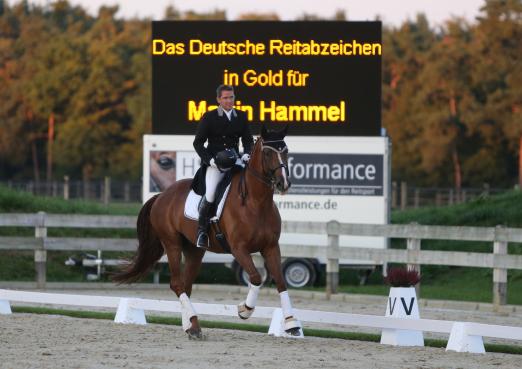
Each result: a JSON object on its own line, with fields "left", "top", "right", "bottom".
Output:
{"left": 193, "top": 84, "right": 254, "bottom": 249}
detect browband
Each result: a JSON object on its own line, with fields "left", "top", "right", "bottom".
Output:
{"left": 262, "top": 139, "right": 288, "bottom": 153}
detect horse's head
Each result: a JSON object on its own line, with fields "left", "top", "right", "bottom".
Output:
{"left": 251, "top": 125, "right": 291, "bottom": 194}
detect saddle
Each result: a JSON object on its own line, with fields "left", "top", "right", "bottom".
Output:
{"left": 183, "top": 186, "right": 231, "bottom": 222}
{"left": 185, "top": 164, "right": 243, "bottom": 253}
{"left": 189, "top": 165, "right": 236, "bottom": 212}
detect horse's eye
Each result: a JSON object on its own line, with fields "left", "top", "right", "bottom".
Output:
{"left": 158, "top": 156, "right": 175, "bottom": 170}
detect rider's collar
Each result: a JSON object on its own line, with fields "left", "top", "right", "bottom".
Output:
{"left": 217, "top": 106, "right": 237, "bottom": 118}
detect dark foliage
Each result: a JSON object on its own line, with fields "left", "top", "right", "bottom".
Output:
{"left": 384, "top": 267, "right": 421, "bottom": 287}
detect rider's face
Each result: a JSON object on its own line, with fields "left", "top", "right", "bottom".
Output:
{"left": 217, "top": 90, "right": 235, "bottom": 111}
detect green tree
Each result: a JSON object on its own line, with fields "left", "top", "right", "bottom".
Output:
{"left": 54, "top": 6, "right": 136, "bottom": 180}
{"left": 414, "top": 19, "right": 475, "bottom": 190}
{"left": 382, "top": 14, "right": 437, "bottom": 185}
{"left": 236, "top": 12, "right": 280, "bottom": 21}
{"left": 470, "top": 0, "right": 522, "bottom": 186}
{"left": 25, "top": 35, "right": 90, "bottom": 182}
{"left": 0, "top": 3, "right": 50, "bottom": 181}
{"left": 296, "top": 10, "right": 346, "bottom": 21}
{"left": 107, "top": 19, "right": 151, "bottom": 179}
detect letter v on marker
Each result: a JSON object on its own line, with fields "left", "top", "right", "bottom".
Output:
{"left": 400, "top": 297, "right": 415, "bottom": 315}
{"left": 388, "top": 297, "right": 397, "bottom": 315}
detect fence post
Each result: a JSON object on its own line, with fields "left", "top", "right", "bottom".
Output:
{"left": 435, "top": 191, "right": 441, "bottom": 207}
{"left": 83, "top": 179, "right": 90, "bottom": 200}
{"left": 153, "top": 264, "right": 161, "bottom": 284}
{"left": 391, "top": 181, "right": 398, "bottom": 209}
{"left": 483, "top": 183, "right": 490, "bottom": 196}
{"left": 124, "top": 181, "right": 131, "bottom": 202}
{"left": 34, "top": 211, "right": 47, "bottom": 289}
{"left": 400, "top": 181, "right": 407, "bottom": 210}
{"left": 326, "top": 221, "right": 340, "bottom": 299}
{"left": 414, "top": 188, "right": 420, "bottom": 208}
{"left": 103, "top": 176, "right": 111, "bottom": 205}
{"left": 493, "top": 226, "right": 508, "bottom": 308}
{"left": 407, "top": 227, "right": 421, "bottom": 297}
{"left": 63, "top": 176, "right": 69, "bottom": 200}
{"left": 52, "top": 181, "right": 58, "bottom": 197}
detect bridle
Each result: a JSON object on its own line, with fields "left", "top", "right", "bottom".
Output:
{"left": 238, "top": 138, "right": 289, "bottom": 205}
{"left": 260, "top": 140, "right": 290, "bottom": 180}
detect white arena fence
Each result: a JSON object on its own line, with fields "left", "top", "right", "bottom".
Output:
{"left": 1, "top": 289, "right": 521, "bottom": 354}
{"left": 1, "top": 212, "right": 522, "bottom": 305}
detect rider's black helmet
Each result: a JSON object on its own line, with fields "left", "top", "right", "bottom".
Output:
{"left": 214, "top": 149, "right": 237, "bottom": 170}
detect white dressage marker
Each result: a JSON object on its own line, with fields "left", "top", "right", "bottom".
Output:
{"left": 114, "top": 298, "right": 147, "bottom": 325}
{"left": 380, "top": 287, "right": 424, "bottom": 347}
{"left": 446, "top": 322, "right": 485, "bottom": 354}
{"left": 0, "top": 298, "right": 11, "bottom": 314}
{"left": 268, "top": 308, "right": 304, "bottom": 338}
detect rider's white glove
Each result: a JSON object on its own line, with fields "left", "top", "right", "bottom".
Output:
{"left": 209, "top": 158, "right": 218, "bottom": 168}
{"left": 241, "top": 154, "right": 250, "bottom": 163}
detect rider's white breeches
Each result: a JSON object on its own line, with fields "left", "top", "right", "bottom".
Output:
{"left": 205, "top": 166, "right": 225, "bottom": 203}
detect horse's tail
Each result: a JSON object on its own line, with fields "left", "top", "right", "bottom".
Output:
{"left": 112, "top": 194, "right": 164, "bottom": 284}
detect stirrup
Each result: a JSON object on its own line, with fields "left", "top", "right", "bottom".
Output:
{"left": 196, "top": 231, "right": 209, "bottom": 249}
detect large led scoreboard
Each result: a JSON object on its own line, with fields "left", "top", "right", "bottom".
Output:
{"left": 152, "top": 21, "right": 381, "bottom": 136}
{"left": 145, "top": 21, "right": 390, "bottom": 261}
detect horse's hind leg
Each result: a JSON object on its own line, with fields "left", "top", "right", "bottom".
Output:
{"left": 181, "top": 240, "right": 205, "bottom": 297}
{"left": 261, "top": 244, "right": 303, "bottom": 336}
{"left": 163, "top": 234, "right": 203, "bottom": 340}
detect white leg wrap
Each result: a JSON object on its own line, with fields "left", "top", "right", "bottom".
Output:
{"left": 280, "top": 291, "right": 294, "bottom": 318}
{"left": 279, "top": 291, "right": 302, "bottom": 335}
{"left": 238, "top": 283, "right": 261, "bottom": 319}
{"left": 179, "top": 293, "right": 197, "bottom": 332}
{"left": 245, "top": 283, "right": 261, "bottom": 308}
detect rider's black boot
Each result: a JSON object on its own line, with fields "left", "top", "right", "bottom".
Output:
{"left": 196, "top": 197, "right": 212, "bottom": 249}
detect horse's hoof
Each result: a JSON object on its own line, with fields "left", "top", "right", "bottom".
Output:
{"left": 285, "top": 327, "right": 302, "bottom": 336}
{"left": 238, "top": 302, "right": 254, "bottom": 320}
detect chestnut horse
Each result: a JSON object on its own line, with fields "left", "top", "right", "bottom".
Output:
{"left": 113, "top": 126, "right": 302, "bottom": 339}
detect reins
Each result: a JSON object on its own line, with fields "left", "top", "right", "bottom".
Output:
{"left": 238, "top": 163, "right": 272, "bottom": 206}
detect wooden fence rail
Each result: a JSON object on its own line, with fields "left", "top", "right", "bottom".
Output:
{"left": 1, "top": 212, "right": 521, "bottom": 306}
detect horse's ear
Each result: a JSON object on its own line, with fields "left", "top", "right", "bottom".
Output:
{"left": 261, "top": 124, "right": 268, "bottom": 138}
{"left": 281, "top": 124, "right": 289, "bottom": 137}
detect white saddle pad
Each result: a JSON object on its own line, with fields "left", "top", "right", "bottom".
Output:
{"left": 184, "top": 185, "right": 231, "bottom": 221}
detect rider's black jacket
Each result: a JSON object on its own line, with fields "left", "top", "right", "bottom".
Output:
{"left": 193, "top": 107, "right": 254, "bottom": 166}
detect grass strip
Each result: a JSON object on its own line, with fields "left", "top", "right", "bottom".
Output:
{"left": 0, "top": 185, "right": 141, "bottom": 215}
{"left": 11, "top": 306, "right": 522, "bottom": 355}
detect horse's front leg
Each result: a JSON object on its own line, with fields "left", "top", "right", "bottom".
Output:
{"left": 261, "top": 244, "right": 303, "bottom": 336}
{"left": 232, "top": 247, "right": 263, "bottom": 319}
